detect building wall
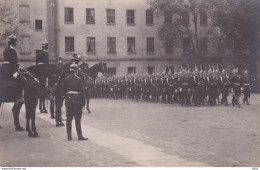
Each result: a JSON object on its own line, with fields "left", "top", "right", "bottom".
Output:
{"left": 55, "top": 0, "right": 233, "bottom": 75}
{"left": 16, "top": 0, "right": 49, "bottom": 67}
{"left": 0, "top": 0, "right": 238, "bottom": 75}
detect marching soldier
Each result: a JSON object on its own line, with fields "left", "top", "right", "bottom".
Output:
{"left": 220, "top": 69, "right": 230, "bottom": 106}
{"left": 241, "top": 70, "right": 251, "bottom": 105}
{"left": 36, "top": 40, "right": 49, "bottom": 113}
{"left": 231, "top": 67, "right": 242, "bottom": 107}
{"left": 63, "top": 63, "right": 88, "bottom": 141}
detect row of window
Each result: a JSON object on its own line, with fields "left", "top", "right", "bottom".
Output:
{"left": 64, "top": 8, "right": 208, "bottom": 26}
{"left": 107, "top": 66, "right": 164, "bottom": 75}
{"left": 65, "top": 37, "right": 222, "bottom": 54}
{"left": 20, "top": 5, "right": 208, "bottom": 26}
{"left": 19, "top": 5, "right": 208, "bottom": 31}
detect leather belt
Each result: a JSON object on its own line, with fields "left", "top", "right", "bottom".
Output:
{"left": 67, "top": 91, "right": 79, "bottom": 94}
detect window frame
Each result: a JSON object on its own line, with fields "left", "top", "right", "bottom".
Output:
{"left": 64, "top": 7, "right": 74, "bottom": 24}
{"left": 87, "top": 37, "right": 96, "bottom": 53}
{"left": 19, "top": 35, "right": 31, "bottom": 54}
{"left": 126, "top": 10, "right": 135, "bottom": 25}
{"left": 147, "top": 37, "right": 155, "bottom": 54}
{"left": 19, "top": 5, "right": 30, "bottom": 23}
{"left": 65, "top": 36, "right": 75, "bottom": 53}
{"left": 107, "top": 37, "right": 116, "bottom": 54}
{"left": 106, "top": 9, "right": 115, "bottom": 25}
{"left": 86, "top": 8, "right": 95, "bottom": 24}
{"left": 127, "top": 37, "right": 136, "bottom": 54}
{"left": 183, "top": 37, "right": 191, "bottom": 52}
{"left": 35, "top": 20, "right": 43, "bottom": 31}
{"left": 200, "top": 12, "right": 207, "bottom": 26}
{"left": 128, "top": 67, "right": 136, "bottom": 74}
{"left": 108, "top": 67, "right": 117, "bottom": 76}
{"left": 146, "top": 10, "right": 154, "bottom": 25}
{"left": 165, "top": 39, "right": 173, "bottom": 54}
{"left": 164, "top": 10, "right": 173, "bottom": 24}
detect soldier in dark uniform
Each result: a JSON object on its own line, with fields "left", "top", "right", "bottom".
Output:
{"left": 62, "top": 63, "right": 88, "bottom": 141}
{"left": 71, "top": 53, "right": 81, "bottom": 65}
{"left": 2, "top": 34, "right": 24, "bottom": 131}
{"left": 241, "top": 70, "right": 251, "bottom": 105}
{"left": 36, "top": 40, "right": 49, "bottom": 113}
{"left": 220, "top": 69, "right": 230, "bottom": 106}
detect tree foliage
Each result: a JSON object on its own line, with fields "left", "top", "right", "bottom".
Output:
{"left": 150, "top": 0, "right": 260, "bottom": 59}
{"left": 0, "top": 0, "right": 19, "bottom": 46}
{"left": 210, "top": 0, "right": 260, "bottom": 60}
{"left": 150, "top": 0, "right": 213, "bottom": 55}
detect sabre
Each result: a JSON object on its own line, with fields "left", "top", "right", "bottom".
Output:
{"left": 231, "top": 90, "right": 241, "bottom": 108}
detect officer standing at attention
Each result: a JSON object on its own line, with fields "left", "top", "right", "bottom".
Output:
{"left": 36, "top": 40, "right": 49, "bottom": 113}
{"left": 62, "top": 63, "right": 88, "bottom": 141}
{"left": 3, "top": 34, "right": 24, "bottom": 131}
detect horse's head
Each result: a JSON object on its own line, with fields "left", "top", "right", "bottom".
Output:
{"left": 79, "top": 62, "right": 89, "bottom": 71}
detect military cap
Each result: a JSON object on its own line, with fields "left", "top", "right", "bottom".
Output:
{"left": 41, "top": 40, "right": 48, "bottom": 48}
{"left": 8, "top": 34, "right": 17, "bottom": 43}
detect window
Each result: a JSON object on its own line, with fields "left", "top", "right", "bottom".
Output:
{"left": 164, "top": 11, "right": 172, "bottom": 24}
{"left": 108, "top": 67, "right": 116, "bottom": 76}
{"left": 183, "top": 37, "right": 191, "bottom": 52}
{"left": 64, "top": 7, "right": 73, "bottom": 23}
{"left": 127, "top": 10, "right": 135, "bottom": 25}
{"left": 165, "top": 39, "right": 173, "bottom": 54}
{"left": 200, "top": 12, "right": 207, "bottom": 26}
{"left": 182, "top": 11, "right": 189, "bottom": 25}
{"left": 147, "top": 67, "right": 155, "bottom": 74}
{"left": 128, "top": 67, "right": 136, "bottom": 74}
{"left": 218, "top": 38, "right": 225, "bottom": 52}
{"left": 107, "top": 37, "right": 116, "bottom": 54}
{"left": 86, "top": 8, "right": 95, "bottom": 24}
{"left": 65, "top": 37, "right": 74, "bottom": 53}
{"left": 147, "top": 37, "right": 154, "bottom": 54}
{"left": 127, "top": 37, "right": 135, "bottom": 53}
{"left": 107, "top": 9, "right": 115, "bottom": 24}
{"left": 200, "top": 38, "right": 208, "bottom": 52}
{"left": 146, "top": 10, "right": 153, "bottom": 25}
{"left": 19, "top": 5, "right": 30, "bottom": 22}
{"left": 20, "top": 36, "right": 31, "bottom": 54}
{"left": 87, "top": 37, "right": 96, "bottom": 53}
{"left": 35, "top": 20, "right": 42, "bottom": 30}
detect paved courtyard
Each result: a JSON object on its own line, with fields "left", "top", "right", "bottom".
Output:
{"left": 0, "top": 94, "right": 260, "bottom": 167}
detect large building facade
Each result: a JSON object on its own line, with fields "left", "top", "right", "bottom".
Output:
{"left": 1, "top": 0, "right": 258, "bottom": 76}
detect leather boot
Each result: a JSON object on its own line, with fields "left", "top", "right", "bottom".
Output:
{"left": 66, "top": 121, "right": 72, "bottom": 139}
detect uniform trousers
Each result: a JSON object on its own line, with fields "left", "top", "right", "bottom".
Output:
{"left": 66, "top": 105, "right": 83, "bottom": 137}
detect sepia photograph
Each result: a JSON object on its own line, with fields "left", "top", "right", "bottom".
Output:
{"left": 0, "top": 0, "right": 260, "bottom": 167}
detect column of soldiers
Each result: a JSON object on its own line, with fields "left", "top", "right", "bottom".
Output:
{"left": 93, "top": 64, "right": 254, "bottom": 107}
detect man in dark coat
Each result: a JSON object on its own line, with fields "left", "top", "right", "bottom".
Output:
{"left": 36, "top": 40, "right": 49, "bottom": 113}
{"left": 62, "top": 63, "right": 87, "bottom": 141}
{"left": 2, "top": 34, "right": 24, "bottom": 131}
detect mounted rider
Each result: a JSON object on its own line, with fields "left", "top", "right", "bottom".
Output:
{"left": 2, "top": 34, "right": 19, "bottom": 79}
{"left": 36, "top": 40, "right": 49, "bottom": 113}
{"left": 1, "top": 34, "right": 24, "bottom": 131}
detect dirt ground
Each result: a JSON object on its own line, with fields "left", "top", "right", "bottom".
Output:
{"left": 0, "top": 94, "right": 259, "bottom": 167}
